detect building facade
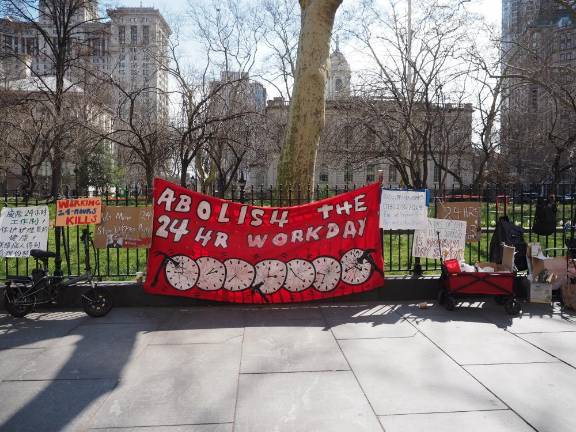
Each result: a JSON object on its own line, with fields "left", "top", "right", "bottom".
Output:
{"left": 0, "top": 1, "right": 171, "bottom": 192}
{"left": 244, "top": 48, "right": 474, "bottom": 190}
{"left": 502, "top": 0, "right": 576, "bottom": 184}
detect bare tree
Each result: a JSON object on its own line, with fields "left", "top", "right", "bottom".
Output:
{"left": 0, "top": 0, "right": 102, "bottom": 196}
{"left": 344, "top": 0, "right": 475, "bottom": 189}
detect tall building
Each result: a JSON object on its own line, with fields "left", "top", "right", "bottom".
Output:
{"left": 0, "top": 2, "right": 171, "bottom": 118}
{"left": 502, "top": 0, "right": 576, "bottom": 184}
{"left": 0, "top": 1, "right": 171, "bottom": 190}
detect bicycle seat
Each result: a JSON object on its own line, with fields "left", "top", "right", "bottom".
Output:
{"left": 30, "top": 249, "right": 56, "bottom": 259}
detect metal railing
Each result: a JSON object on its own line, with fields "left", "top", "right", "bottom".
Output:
{"left": 2, "top": 182, "right": 575, "bottom": 279}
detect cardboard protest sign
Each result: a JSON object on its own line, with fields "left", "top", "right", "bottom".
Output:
{"left": 144, "top": 178, "right": 384, "bottom": 304}
{"left": 94, "top": 206, "right": 153, "bottom": 248}
{"left": 0, "top": 206, "right": 49, "bottom": 257}
{"left": 437, "top": 201, "right": 482, "bottom": 242}
{"left": 56, "top": 198, "right": 102, "bottom": 226}
{"left": 412, "top": 218, "right": 467, "bottom": 261}
{"left": 380, "top": 190, "right": 428, "bottom": 230}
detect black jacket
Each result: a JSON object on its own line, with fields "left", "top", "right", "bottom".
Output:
{"left": 532, "top": 198, "right": 557, "bottom": 236}
{"left": 489, "top": 216, "right": 528, "bottom": 271}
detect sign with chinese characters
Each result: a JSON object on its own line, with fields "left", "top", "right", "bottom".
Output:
{"left": 380, "top": 190, "right": 428, "bottom": 230}
{"left": 144, "top": 178, "right": 384, "bottom": 304}
{"left": 412, "top": 218, "right": 467, "bottom": 261}
{"left": 0, "top": 206, "right": 49, "bottom": 257}
{"left": 437, "top": 201, "right": 482, "bottom": 242}
{"left": 94, "top": 206, "right": 153, "bottom": 249}
{"left": 55, "top": 198, "right": 102, "bottom": 226}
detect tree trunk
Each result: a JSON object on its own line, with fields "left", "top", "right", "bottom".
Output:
{"left": 276, "top": 0, "right": 342, "bottom": 192}
{"left": 180, "top": 160, "right": 189, "bottom": 188}
{"left": 50, "top": 148, "right": 63, "bottom": 198}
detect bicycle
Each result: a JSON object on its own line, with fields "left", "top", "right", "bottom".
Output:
{"left": 3, "top": 228, "right": 113, "bottom": 318}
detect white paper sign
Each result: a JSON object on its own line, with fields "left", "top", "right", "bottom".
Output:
{"left": 380, "top": 190, "right": 428, "bottom": 230}
{"left": 412, "top": 218, "right": 467, "bottom": 261}
{"left": 0, "top": 206, "right": 50, "bottom": 257}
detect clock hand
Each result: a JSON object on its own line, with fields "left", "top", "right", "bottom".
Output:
{"left": 290, "top": 267, "right": 305, "bottom": 282}
{"left": 227, "top": 273, "right": 238, "bottom": 283}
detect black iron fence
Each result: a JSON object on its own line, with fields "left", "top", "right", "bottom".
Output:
{"left": 2, "top": 183, "right": 576, "bottom": 280}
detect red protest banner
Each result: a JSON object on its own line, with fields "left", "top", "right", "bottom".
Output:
{"left": 144, "top": 178, "right": 384, "bottom": 304}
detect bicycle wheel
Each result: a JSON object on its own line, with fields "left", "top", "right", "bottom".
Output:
{"left": 81, "top": 287, "right": 113, "bottom": 318}
{"left": 3, "top": 288, "right": 33, "bottom": 318}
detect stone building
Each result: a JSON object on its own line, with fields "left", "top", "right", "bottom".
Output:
{"left": 501, "top": 0, "right": 576, "bottom": 184}
{"left": 0, "top": 1, "right": 171, "bottom": 191}
{"left": 244, "top": 47, "right": 474, "bottom": 190}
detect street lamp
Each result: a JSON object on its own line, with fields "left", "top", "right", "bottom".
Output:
{"left": 238, "top": 170, "right": 247, "bottom": 203}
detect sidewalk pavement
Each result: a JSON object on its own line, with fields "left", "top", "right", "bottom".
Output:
{"left": 0, "top": 301, "right": 575, "bottom": 432}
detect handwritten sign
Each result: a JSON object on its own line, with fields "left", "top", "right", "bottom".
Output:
{"left": 437, "top": 201, "right": 481, "bottom": 242}
{"left": 94, "top": 206, "right": 153, "bottom": 248}
{"left": 0, "top": 206, "right": 49, "bottom": 257}
{"left": 412, "top": 218, "right": 467, "bottom": 261}
{"left": 56, "top": 198, "right": 102, "bottom": 226}
{"left": 380, "top": 190, "right": 428, "bottom": 230}
{"left": 144, "top": 178, "right": 384, "bottom": 304}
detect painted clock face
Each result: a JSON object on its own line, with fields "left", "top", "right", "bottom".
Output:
{"left": 196, "top": 257, "right": 226, "bottom": 291}
{"left": 165, "top": 255, "right": 199, "bottom": 291}
{"left": 224, "top": 259, "right": 255, "bottom": 292}
{"left": 285, "top": 259, "right": 316, "bottom": 292}
{"left": 340, "top": 249, "right": 372, "bottom": 285}
{"left": 312, "top": 256, "right": 342, "bottom": 292}
{"left": 254, "top": 260, "right": 287, "bottom": 294}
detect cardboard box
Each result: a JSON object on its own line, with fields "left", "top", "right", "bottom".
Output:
{"left": 530, "top": 282, "right": 553, "bottom": 304}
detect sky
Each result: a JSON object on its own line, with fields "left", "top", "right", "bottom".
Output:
{"left": 106, "top": 0, "right": 502, "bottom": 98}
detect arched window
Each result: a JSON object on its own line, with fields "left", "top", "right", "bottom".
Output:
{"left": 344, "top": 162, "right": 353, "bottom": 183}
{"left": 335, "top": 78, "right": 343, "bottom": 91}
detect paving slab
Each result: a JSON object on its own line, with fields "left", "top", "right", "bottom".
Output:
{"left": 340, "top": 334, "right": 505, "bottom": 415}
{"left": 519, "top": 331, "right": 576, "bottom": 367}
{"left": 243, "top": 305, "right": 324, "bottom": 326}
{"left": 90, "top": 343, "right": 241, "bottom": 428}
{"left": 0, "top": 348, "right": 45, "bottom": 381}
{"left": 0, "top": 311, "right": 87, "bottom": 349}
{"left": 80, "top": 307, "right": 173, "bottom": 326}
{"left": 466, "top": 362, "right": 576, "bottom": 432}
{"left": 241, "top": 325, "right": 349, "bottom": 373}
{"left": 147, "top": 308, "right": 244, "bottom": 345}
{"left": 320, "top": 304, "right": 417, "bottom": 339}
{"left": 0, "top": 379, "right": 115, "bottom": 432}
{"left": 235, "top": 371, "right": 383, "bottom": 432}
{"left": 89, "top": 425, "right": 232, "bottom": 432}
{"left": 483, "top": 303, "right": 576, "bottom": 333}
{"left": 378, "top": 410, "right": 534, "bottom": 432}
{"left": 408, "top": 318, "right": 556, "bottom": 365}
{"left": 397, "top": 303, "right": 497, "bottom": 325}
{"left": 11, "top": 323, "right": 154, "bottom": 380}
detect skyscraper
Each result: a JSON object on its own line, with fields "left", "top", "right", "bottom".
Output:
{"left": 501, "top": 0, "right": 576, "bottom": 183}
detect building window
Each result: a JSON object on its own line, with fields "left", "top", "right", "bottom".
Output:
{"left": 335, "top": 78, "right": 343, "bottom": 91}
{"left": 530, "top": 85, "right": 538, "bottom": 110}
{"left": 388, "top": 165, "right": 397, "bottom": 184}
{"left": 433, "top": 165, "right": 441, "bottom": 183}
{"left": 344, "top": 163, "right": 353, "bottom": 183}
{"left": 143, "top": 26, "right": 150, "bottom": 45}
{"left": 131, "top": 26, "right": 137, "bottom": 45}
{"left": 119, "top": 26, "right": 125, "bottom": 44}
{"left": 319, "top": 166, "right": 329, "bottom": 183}
{"left": 366, "top": 164, "right": 376, "bottom": 182}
